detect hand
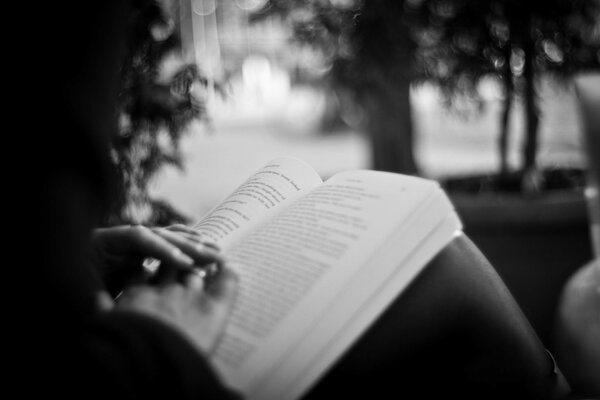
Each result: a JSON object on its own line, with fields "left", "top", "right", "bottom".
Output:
{"left": 115, "top": 262, "right": 238, "bottom": 355}
{"left": 91, "top": 224, "right": 222, "bottom": 294}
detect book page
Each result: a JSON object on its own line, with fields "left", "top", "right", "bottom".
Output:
{"left": 279, "top": 213, "right": 462, "bottom": 400}
{"left": 211, "top": 170, "right": 449, "bottom": 394}
{"left": 192, "top": 157, "right": 322, "bottom": 249}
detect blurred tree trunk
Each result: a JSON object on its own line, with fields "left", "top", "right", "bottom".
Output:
{"left": 364, "top": 79, "right": 417, "bottom": 174}
{"left": 357, "top": 0, "right": 417, "bottom": 175}
{"left": 498, "top": 46, "right": 514, "bottom": 176}
{"left": 522, "top": 34, "right": 540, "bottom": 174}
{"left": 499, "top": 80, "right": 513, "bottom": 176}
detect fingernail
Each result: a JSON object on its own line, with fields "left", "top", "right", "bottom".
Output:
{"left": 185, "top": 270, "right": 205, "bottom": 290}
{"left": 196, "top": 243, "right": 221, "bottom": 256}
{"left": 202, "top": 241, "right": 220, "bottom": 251}
{"left": 173, "top": 248, "right": 194, "bottom": 265}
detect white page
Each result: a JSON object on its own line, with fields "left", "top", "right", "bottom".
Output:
{"left": 250, "top": 189, "right": 459, "bottom": 400}
{"left": 211, "top": 170, "right": 442, "bottom": 393}
{"left": 271, "top": 213, "right": 462, "bottom": 400}
{"left": 192, "top": 157, "right": 322, "bottom": 250}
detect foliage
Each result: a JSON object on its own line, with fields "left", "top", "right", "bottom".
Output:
{"left": 408, "top": 0, "right": 600, "bottom": 185}
{"left": 252, "top": 0, "right": 420, "bottom": 97}
{"left": 105, "top": 0, "right": 208, "bottom": 226}
{"left": 253, "top": 0, "right": 600, "bottom": 187}
{"left": 252, "top": 0, "right": 420, "bottom": 174}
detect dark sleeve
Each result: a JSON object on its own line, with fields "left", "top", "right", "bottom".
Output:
{"left": 76, "top": 311, "right": 242, "bottom": 400}
{"left": 31, "top": 1, "right": 242, "bottom": 398}
{"left": 30, "top": 297, "right": 242, "bottom": 400}
{"left": 36, "top": 149, "right": 242, "bottom": 400}
{"left": 37, "top": 173, "right": 240, "bottom": 400}
{"left": 36, "top": 169, "right": 242, "bottom": 399}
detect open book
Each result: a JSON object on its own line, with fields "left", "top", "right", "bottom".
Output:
{"left": 192, "top": 157, "right": 462, "bottom": 400}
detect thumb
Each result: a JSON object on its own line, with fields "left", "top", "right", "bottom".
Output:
{"left": 206, "top": 265, "right": 239, "bottom": 304}
{"left": 94, "top": 290, "right": 115, "bottom": 312}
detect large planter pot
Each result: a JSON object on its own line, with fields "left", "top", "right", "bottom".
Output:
{"left": 448, "top": 188, "right": 593, "bottom": 348}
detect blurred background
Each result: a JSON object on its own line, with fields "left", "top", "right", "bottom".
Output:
{"left": 145, "top": 0, "right": 596, "bottom": 219}
{"left": 112, "top": 0, "right": 598, "bottom": 395}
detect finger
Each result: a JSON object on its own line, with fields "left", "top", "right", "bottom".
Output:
{"left": 98, "top": 225, "right": 196, "bottom": 269}
{"left": 160, "top": 281, "right": 186, "bottom": 299}
{"left": 202, "top": 266, "right": 239, "bottom": 356}
{"left": 182, "top": 269, "right": 206, "bottom": 291}
{"left": 173, "top": 232, "right": 218, "bottom": 249}
{"left": 205, "top": 264, "right": 239, "bottom": 303}
{"left": 175, "top": 232, "right": 205, "bottom": 245}
{"left": 165, "top": 224, "right": 203, "bottom": 238}
{"left": 152, "top": 228, "right": 224, "bottom": 266}
{"left": 165, "top": 225, "right": 220, "bottom": 250}
{"left": 151, "top": 262, "right": 181, "bottom": 286}
{"left": 92, "top": 226, "right": 132, "bottom": 252}
{"left": 132, "top": 226, "right": 196, "bottom": 267}
{"left": 201, "top": 241, "right": 220, "bottom": 252}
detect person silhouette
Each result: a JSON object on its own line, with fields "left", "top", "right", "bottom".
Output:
{"left": 31, "top": 1, "right": 573, "bottom": 399}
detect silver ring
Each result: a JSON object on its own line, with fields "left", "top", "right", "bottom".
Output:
{"left": 191, "top": 268, "right": 207, "bottom": 279}
{"left": 143, "top": 257, "right": 161, "bottom": 274}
